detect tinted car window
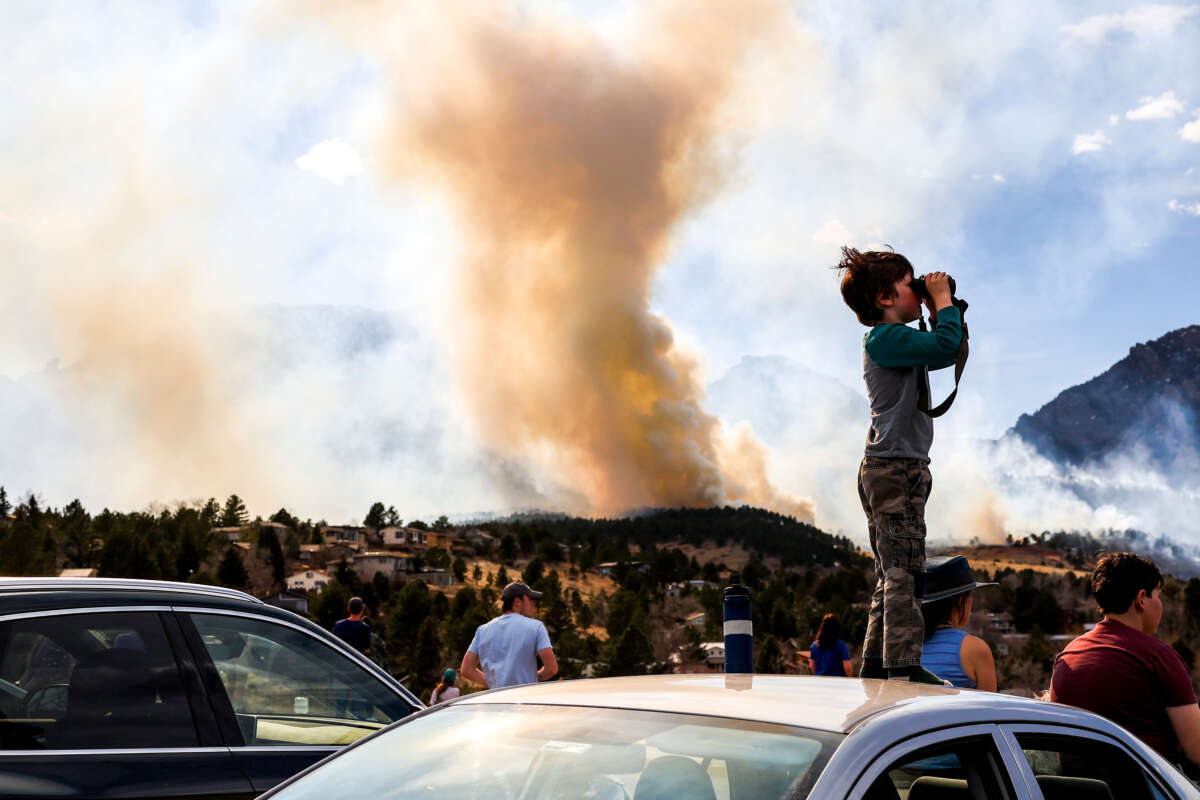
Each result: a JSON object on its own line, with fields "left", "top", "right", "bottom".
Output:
{"left": 266, "top": 704, "right": 842, "bottom": 800}
{"left": 1016, "top": 734, "right": 1169, "bottom": 800}
{"left": 190, "top": 613, "right": 411, "bottom": 747}
{"left": 0, "top": 611, "right": 197, "bottom": 750}
{"left": 863, "top": 735, "right": 1015, "bottom": 800}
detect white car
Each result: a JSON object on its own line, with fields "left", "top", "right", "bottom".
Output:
{"left": 260, "top": 674, "right": 1200, "bottom": 800}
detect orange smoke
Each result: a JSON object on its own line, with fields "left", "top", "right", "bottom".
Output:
{"left": 349, "top": 1, "right": 814, "bottom": 518}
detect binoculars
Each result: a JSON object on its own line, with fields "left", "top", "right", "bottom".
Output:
{"left": 910, "top": 274, "right": 956, "bottom": 300}
{"left": 911, "top": 274, "right": 968, "bottom": 313}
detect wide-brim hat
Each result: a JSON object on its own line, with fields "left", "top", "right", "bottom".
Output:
{"left": 922, "top": 555, "right": 996, "bottom": 604}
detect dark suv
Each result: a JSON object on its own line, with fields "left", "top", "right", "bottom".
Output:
{"left": 0, "top": 577, "right": 422, "bottom": 799}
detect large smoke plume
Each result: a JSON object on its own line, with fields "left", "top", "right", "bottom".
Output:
{"left": 311, "top": 0, "right": 815, "bottom": 518}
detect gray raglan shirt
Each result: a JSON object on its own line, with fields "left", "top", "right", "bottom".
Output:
{"left": 862, "top": 307, "right": 964, "bottom": 461}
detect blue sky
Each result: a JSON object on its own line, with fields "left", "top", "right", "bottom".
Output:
{"left": 0, "top": 0, "right": 1197, "bottom": 535}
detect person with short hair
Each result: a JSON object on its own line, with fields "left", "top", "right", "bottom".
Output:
{"left": 1051, "top": 552, "right": 1200, "bottom": 770}
{"left": 837, "top": 247, "right": 965, "bottom": 684}
{"left": 332, "top": 596, "right": 371, "bottom": 654}
{"left": 920, "top": 556, "right": 997, "bottom": 691}
{"left": 460, "top": 582, "right": 557, "bottom": 689}
{"left": 430, "top": 668, "right": 460, "bottom": 704}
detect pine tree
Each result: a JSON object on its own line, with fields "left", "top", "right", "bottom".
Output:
{"left": 0, "top": 486, "right": 9, "bottom": 518}
{"left": 364, "top": 502, "right": 386, "bottom": 530}
{"left": 217, "top": 547, "right": 249, "bottom": 589}
{"left": 200, "top": 498, "right": 220, "bottom": 525}
{"left": 220, "top": 495, "right": 248, "bottom": 527}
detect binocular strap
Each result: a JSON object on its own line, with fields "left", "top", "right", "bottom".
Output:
{"left": 917, "top": 327, "right": 969, "bottom": 418}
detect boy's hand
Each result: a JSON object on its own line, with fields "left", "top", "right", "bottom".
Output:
{"left": 923, "top": 271, "right": 953, "bottom": 311}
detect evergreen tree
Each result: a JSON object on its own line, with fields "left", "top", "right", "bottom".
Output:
{"left": 220, "top": 495, "right": 248, "bottom": 527}
{"left": 453, "top": 557, "right": 468, "bottom": 583}
{"left": 433, "top": 515, "right": 451, "bottom": 530}
{"left": 499, "top": 534, "right": 518, "bottom": 562}
{"left": 61, "top": 499, "right": 93, "bottom": 568}
{"left": 217, "top": 547, "right": 249, "bottom": 589}
{"left": 269, "top": 508, "right": 299, "bottom": 530}
{"left": 258, "top": 527, "right": 285, "bottom": 585}
{"left": 604, "top": 623, "right": 654, "bottom": 676}
{"left": 384, "top": 506, "right": 401, "bottom": 527}
{"left": 0, "top": 486, "right": 9, "bottom": 518}
{"left": 364, "top": 502, "right": 387, "bottom": 530}
{"left": 200, "top": 498, "right": 220, "bottom": 525}
{"left": 755, "top": 635, "right": 784, "bottom": 674}
{"left": 521, "top": 558, "right": 544, "bottom": 587}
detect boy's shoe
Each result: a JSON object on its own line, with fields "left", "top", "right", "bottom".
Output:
{"left": 887, "top": 665, "right": 949, "bottom": 686}
{"left": 859, "top": 657, "right": 887, "bottom": 679}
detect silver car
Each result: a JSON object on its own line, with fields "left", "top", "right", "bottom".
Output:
{"left": 260, "top": 673, "right": 1199, "bottom": 800}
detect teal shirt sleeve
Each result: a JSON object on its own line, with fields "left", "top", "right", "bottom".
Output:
{"left": 865, "top": 307, "right": 963, "bottom": 370}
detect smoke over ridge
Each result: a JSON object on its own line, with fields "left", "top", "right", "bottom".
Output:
{"left": 308, "top": 0, "right": 815, "bottom": 518}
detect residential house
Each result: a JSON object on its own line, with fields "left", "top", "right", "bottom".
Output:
{"left": 461, "top": 529, "right": 497, "bottom": 548}
{"left": 352, "top": 552, "right": 410, "bottom": 583}
{"left": 380, "top": 526, "right": 430, "bottom": 550}
{"left": 684, "top": 612, "right": 706, "bottom": 628}
{"left": 700, "top": 642, "right": 726, "bottom": 669}
{"left": 287, "top": 569, "right": 331, "bottom": 593}
{"left": 595, "top": 561, "right": 650, "bottom": 578}
{"left": 264, "top": 590, "right": 310, "bottom": 616}
{"left": 256, "top": 521, "right": 292, "bottom": 544}
{"left": 321, "top": 526, "right": 366, "bottom": 546}
{"left": 212, "top": 526, "right": 243, "bottom": 543}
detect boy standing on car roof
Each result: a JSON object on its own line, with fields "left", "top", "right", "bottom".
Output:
{"left": 836, "top": 246, "right": 964, "bottom": 684}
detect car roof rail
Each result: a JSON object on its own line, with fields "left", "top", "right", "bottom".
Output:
{"left": 0, "top": 577, "right": 264, "bottom": 604}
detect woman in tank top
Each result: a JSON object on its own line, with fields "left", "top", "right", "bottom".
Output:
{"left": 920, "top": 556, "right": 998, "bottom": 691}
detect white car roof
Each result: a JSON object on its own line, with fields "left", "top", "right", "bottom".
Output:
{"left": 456, "top": 674, "right": 1098, "bottom": 735}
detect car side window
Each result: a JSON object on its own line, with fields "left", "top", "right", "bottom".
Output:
{"left": 1015, "top": 734, "right": 1170, "bottom": 800}
{"left": 189, "top": 613, "right": 411, "bottom": 747}
{"left": 0, "top": 611, "right": 198, "bottom": 750}
{"left": 863, "top": 735, "right": 1015, "bottom": 800}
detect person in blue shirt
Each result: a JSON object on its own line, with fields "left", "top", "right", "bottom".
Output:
{"left": 920, "top": 556, "right": 997, "bottom": 691}
{"left": 461, "top": 582, "right": 557, "bottom": 689}
{"left": 799, "top": 613, "right": 853, "bottom": 677}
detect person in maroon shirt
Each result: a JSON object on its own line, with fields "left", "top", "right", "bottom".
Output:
{"left": 1051, "top": 552, "right": 1200, "bottom": 769}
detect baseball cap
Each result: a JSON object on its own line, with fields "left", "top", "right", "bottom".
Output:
{"left": 501, "top": 581, "right": 543, "bottom": 602}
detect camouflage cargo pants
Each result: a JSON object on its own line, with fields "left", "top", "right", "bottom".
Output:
{"left": 858, "top": 456, "right": 931, "bottom": 668}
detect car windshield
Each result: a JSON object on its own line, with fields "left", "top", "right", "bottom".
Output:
{"left": 267, "top": 703, "right": 842, "bottom": 800}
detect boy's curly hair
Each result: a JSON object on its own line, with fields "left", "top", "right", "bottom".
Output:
{"left": 1092, "top": 552, "right": 1162, "bottom": 615}
{"left": 835, "top": 246, "right": 913, "bottom": 326}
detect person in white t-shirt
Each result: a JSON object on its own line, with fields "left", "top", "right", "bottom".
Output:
{"left": 460, "top": 582, "right": 557, "bottom": 689}
{"left": 429, "top": 668, "right": 461, "bottom": 704}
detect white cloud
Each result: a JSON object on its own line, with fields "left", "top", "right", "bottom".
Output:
{"left": 1108, "top": 114, "right": 1120, "bottom": 126}
{"left": 992, "top": 173, "right": 1006, "bottom": 183}
{"left": 1125, "top": 90, "right": 1185, "bottom": 120}
{"left": 1180, "top": 111, "right": 1200, "bottom": 142}
{"left": 812, "top": 218, "right": 853, "bottom": 245}
{"left": 295, "top": 139, "right": 365, "bottom": 185}
{"left": 1072, "top": 130, "right": 1112, "bottom": 154}
{"left": 1168, "top": 199, "right": 1200, "bottom": 216}
{"left": 1063, "top": 4, "right": 1200, "bottom": 43}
